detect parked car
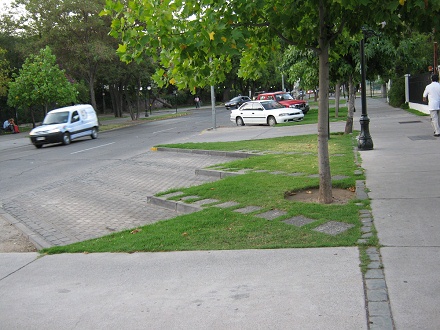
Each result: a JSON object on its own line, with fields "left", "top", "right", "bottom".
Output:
{"left": 225, "top": 96, "right": 251, "bottom": 109}
{"left": 256, "top": 91, "right": 310, "bottom": 114}
{"left": 230, "top": 100, "right": 304, "bottom": 126}
{"left": 29, "top": 104, "right": 99, "bottom": 148}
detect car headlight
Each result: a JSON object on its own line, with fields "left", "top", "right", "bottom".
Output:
{"left": 278, "top": 113, "right": 289, "bottom": 116}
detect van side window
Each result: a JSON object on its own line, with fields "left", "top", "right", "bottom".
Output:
{"left": 71, "top": 111, "right": 80, "bottom": 123}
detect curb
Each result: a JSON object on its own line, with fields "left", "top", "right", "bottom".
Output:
{"left": 146, "top": 196, "right": 202, "bottom": 214}
{"left": 0, "top": 207, "right": 51, "bottom": 250}
{"left": 155, "top": 147, "right": 257, "bottom": 158}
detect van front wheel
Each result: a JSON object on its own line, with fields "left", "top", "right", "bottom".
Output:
{"left": 62, "top": 133, "right": 71, "bottom": 145}
{"left": 91, "top": 127, "right": 98, "bottom": 139}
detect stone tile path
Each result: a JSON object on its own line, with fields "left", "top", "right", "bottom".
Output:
{"left": 149, "top": 179, "right": 371, "bottom": 237}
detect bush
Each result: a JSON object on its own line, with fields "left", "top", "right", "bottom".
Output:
{"left": 388, "top": 76, "right": 405, "bottom": 108}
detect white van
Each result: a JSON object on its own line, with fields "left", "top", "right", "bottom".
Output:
{"left": 29, "top": 104, "right": 99, "bottom": 148}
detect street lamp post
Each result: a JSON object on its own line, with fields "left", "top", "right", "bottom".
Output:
{"left": 147, "top": 86, "right": 152, "bottom": 116}
{"left": 358, "top": 31, "right": 374, "bottom": 150}
{"left": 174, "top": 90, "right": 178, "bottom": 113}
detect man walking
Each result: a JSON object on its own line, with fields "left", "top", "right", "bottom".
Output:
{"left": 423, "top": 74, "right": 440, "bottom": 137}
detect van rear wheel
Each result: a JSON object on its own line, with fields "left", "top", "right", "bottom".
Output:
{"left": 62, "top": 132, "right": 71, "bottom": 145}
{"left": 91, "top": 127, "right": 98, "bottom": 139}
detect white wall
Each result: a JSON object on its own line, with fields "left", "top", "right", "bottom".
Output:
{"left": 409, "top": 102, "right": 430, "bottom": 114}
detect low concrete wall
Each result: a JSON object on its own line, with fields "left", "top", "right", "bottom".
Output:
{"left": 409, "top": 102, "right": 430, "bottom": 115}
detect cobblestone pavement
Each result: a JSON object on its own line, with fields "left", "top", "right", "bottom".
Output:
{"left": 2, "top": 150, "right": 233, "bottom": 247}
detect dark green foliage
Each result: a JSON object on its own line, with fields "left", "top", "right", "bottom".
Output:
{"left": 388, "top": 76, "right": 405, "bottom": 108}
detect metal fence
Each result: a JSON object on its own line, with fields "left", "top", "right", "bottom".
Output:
{"left": 409, "top": 73, "right": 431, "bottom": 104}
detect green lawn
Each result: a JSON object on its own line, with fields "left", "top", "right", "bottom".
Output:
{"left": 42, "top": 131, "right": 375, "bottom": 255}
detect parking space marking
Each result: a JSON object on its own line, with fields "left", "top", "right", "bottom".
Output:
{"left": 70, "top": 142, "right": 115, "bottom": 154}
{"left": 152, "top": 127, "right": 176, "bottom": 134}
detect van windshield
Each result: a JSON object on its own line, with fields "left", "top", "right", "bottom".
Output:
{"left": 43, "top": 111, "right": 69, "bottom": 125}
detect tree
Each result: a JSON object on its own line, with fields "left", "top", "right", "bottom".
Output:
{"left": 101, "top": 0, "right": 416, "bottom": 203}
{"left": 282, "top": 47, "right": 319, "bottom": 98}
{"left": 10, "top": 0, "right": 117, "bottom": 111}
{"left": 0, "top": 48, "right": 11, "bottom": 97}
{"left": 8, "top": 46, "right": 77, "bottom": 125}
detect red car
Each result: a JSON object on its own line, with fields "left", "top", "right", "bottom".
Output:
{"left": 256, "top": 91, "right": 309, "bottom": 114}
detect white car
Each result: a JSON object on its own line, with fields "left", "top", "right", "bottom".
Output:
{"left": 29, "top": 104, "right": 99, "bottom": 148}
{"left": 230, "top": 100, "right": 304, "bottom": 126}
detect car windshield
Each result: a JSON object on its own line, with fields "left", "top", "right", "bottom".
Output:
{"left": 230, "top": 96, "right": 242, "bottom": 102}
{"left": 43, "top": 111, "right": 69, "bottom": 125}
{"left": 261, "top": 101, "right": 285, "bottom": 110}
{"left": 274, "top": 93, "right": 294, "bottom": 101}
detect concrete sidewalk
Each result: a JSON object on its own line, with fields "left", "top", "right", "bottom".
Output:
{"left": 1, "top": 98, "right": 439, "bottom": 329}
{"left": 360, "top": 99, "right": 440, "bottom": 330}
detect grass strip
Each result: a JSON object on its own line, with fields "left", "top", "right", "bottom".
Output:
{"left": 42, "top": 133, "right": 370, "bottom": 254}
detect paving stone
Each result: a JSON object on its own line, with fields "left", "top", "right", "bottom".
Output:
{"left": 367, "top": 289, "right": 388, "bottom": 302}
{"left": 366, "top": 247, "right": 379, "bottom": 254}
{"left": 368, "top": 301, "right": 392, "bottom": 316}
{"left": 367, "top": 261, "right": 382, "bottom": 269}
{"left": 213, "top": 201, "right": 240, "bottom": 208}
{"left": 312, "top": 221, "right": 355, "bottom": 235}
{"left": 357, "top": 239, "right": 368, "bottom": 244}
{"left": 366, "top": 279, "right": 386, "bottom": 290}
{"left": 356, "top": 181, "right": 369, "bottom": 200}
{"left": 192, "top": 198, "right": 220, "bottom": 206}
{"left": 368, "top": 253, "right": 380, "bottom": 262}
{"left": 331, "top": 175, "right": 349, "bottom": 180}
{"left": 368, "top": 315, "right": 394, "bottom": 330}
{"left": 283, "top": 216, "right": 315, "bottom": 227}
{"left": 233, "top": 206, "right": 263, "bottom": 214}
{"left": 362, "top": 232, "right": 373, "bottom": 238}
{"left": 254, "top": 209, "right": 287, "bottom": 220}
{"left": 269, "top": 171, "right": 286, "bottom": 175}
{"left": 359, "top": 209, "right": 371, "bottom": 215}
{"left": 361, "top": 217, "right": 373, "bottom": 224}
{"left": 361, "top": 225, "right": 372, "bottom": 232}
{"left": 365, "top": 269, "right": 384, "bottom": 279}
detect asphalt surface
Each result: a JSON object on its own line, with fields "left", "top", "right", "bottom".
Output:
{"left": 1, "top": 98, "right": 440, "bottom": 329}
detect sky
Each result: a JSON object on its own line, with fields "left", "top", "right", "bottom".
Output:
{"left": 0, "top": 0, "right": 12, "bottom": 11}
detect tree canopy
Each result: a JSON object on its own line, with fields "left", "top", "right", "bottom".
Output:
{"left": 8, "top": 46, "right": 77, "bottom": 120}
{"left": 102, "top": 0, "right": 407, "bottom": 203}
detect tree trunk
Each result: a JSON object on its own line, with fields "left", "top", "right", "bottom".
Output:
{"left": 334, "top": 82, "right": 341, "bottom": 118}
{"left": 88, "top": 71, "right": 97, "bottom": 111}
{"left": 317, "top": 0, "right": 332, "bottom": 204}
{"left": 344, "top": 75, "right": 356, "bottom": 134}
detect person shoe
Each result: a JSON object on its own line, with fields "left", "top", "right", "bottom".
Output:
{"left": 434, "top": 134, "right": 440, "bottom": 137}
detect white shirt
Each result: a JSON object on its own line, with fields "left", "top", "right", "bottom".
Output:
{"left": 3, "top": 120, "right": 10, "bottom": 129}
{"left": 423, "top": 81, "right": 440, "bottom": 110}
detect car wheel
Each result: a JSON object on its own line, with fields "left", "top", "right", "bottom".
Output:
{"left": 34, "top": 144, "right": 43, "bottom": 149}
{"left": 62, "top": 132, "right": 71, "bottom": 145}
{"left": 91, "top": 127, "right": 98, "bottom": 139}
{"left": 236, "top": 117, "right": 245, "bottom": 126}
{"left": 268, "top": 116, "right": 277, "bottom": 126}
